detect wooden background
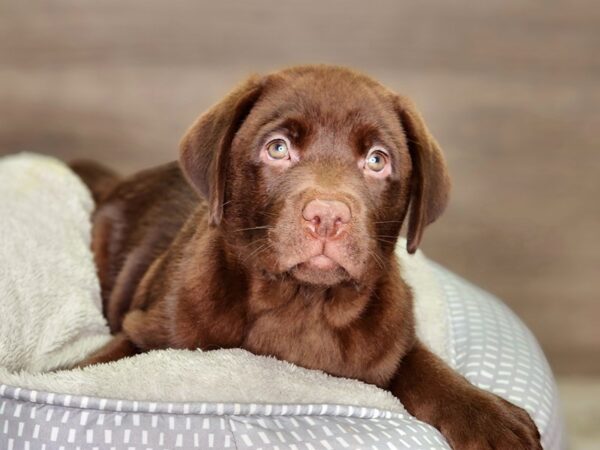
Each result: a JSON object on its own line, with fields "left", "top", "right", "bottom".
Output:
{"left": 1, "top": 0, "right": 598, "bottom": 375}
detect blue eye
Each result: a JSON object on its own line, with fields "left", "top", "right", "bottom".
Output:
{"left": 266, "top": 139, "right": 290, "bottom": 160}
{"left": 366, "top": 151, "right": 386, "bottom": 171}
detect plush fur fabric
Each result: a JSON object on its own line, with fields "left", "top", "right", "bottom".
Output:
{"left": 0, "top": 153, "right": 111, "bottom": 373}
{"left": 0, "top": 152, "right": 449, "bottom": 408}
{"left": 1, "top": 348, "right": 406, "bottom": 412}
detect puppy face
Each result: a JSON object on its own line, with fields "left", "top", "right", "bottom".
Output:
{"left": 180, "top": 66, "right": 450, "bottom": 287}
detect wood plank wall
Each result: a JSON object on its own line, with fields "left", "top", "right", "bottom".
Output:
{"left": 1, "top": 0, "right": 598, "bottom": 374}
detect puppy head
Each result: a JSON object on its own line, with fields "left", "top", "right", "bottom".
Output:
{"left": 180, "top": 65, "right": 450, "bottom": 286}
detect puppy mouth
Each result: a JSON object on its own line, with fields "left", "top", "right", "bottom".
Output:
{"left": 288, "top": 253, "right": 352, "bottom": 286}
{"left": 303, "top": 254, "right": 338, "bottom": 270}
{"left": 272, "top": 224, "right": 366, "bottom": 285}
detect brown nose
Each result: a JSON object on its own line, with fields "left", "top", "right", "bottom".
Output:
{"left": 302, "top": 199, "right": 351, "bottom": 239}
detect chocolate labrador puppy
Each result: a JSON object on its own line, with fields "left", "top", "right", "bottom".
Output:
{"left": 72, "top": 65, "right": 541, "bottom": 449}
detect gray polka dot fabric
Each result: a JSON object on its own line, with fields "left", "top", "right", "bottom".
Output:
{"left": 0, "top": 264, "right": 566, "bottom": 449}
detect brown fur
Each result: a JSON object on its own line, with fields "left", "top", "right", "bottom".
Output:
{"left": 74, "top": 65, "right": 540, "bottom": 449}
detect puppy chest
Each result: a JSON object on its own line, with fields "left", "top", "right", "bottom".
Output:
{"left": 243, "top": 305, "right": 349, "bottom": 374}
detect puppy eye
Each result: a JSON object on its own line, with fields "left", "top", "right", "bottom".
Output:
{"left": 266, "top": 139, "right": 290, "bottom": 160}
{"left": 365, "top": 149, "right": 388, "bottom": 172}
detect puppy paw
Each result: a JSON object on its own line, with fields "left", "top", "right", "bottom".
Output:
{"left": 437, "top": 390, "right": 542, "bottom": 450}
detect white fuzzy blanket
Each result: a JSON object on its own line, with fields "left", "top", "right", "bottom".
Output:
{"left": 0, "top": 153, "right": 449, "bottom": 411}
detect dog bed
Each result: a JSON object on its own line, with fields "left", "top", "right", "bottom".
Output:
{"left": 0, "top": 153, "right": 566, "bottom": 449}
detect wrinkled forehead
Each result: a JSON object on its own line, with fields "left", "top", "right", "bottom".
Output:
{"left": 245, "top": 72, "right": 407, "bottom": 152}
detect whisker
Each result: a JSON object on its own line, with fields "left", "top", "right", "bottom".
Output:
{"left": 375, "top": 253, "right": 387, "bottom": 270}
{"left": 237, "top": 238, "right": 269, "bottom": 250}
{"left": 257, "top": 210, "right": 279, "bottom": 218}
{"left": 243, "top": 242, "right": 271, "bottom": 263}
{"left": 232, "top": 225, "right": 273, "bottom": 233}
{"left": 370, "top": 233, "right": 398, "bottom": 245}
{"left": 368, "top": 250, "right": 386, "bottom": 270}
{"left": 375, "top": 238, "right": 396, "bottom": 245}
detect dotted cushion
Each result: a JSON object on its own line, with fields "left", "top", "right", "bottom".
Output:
{"left": 0, "top": 262, "right": 566, "bottom": 449}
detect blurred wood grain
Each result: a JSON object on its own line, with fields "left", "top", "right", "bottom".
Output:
{"left": 1, "top": 0, "right": 598, "bottom": 374}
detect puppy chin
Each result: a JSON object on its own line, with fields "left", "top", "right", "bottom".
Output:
{"left": 290, "top": 262, "right": 351, "bottom": 286}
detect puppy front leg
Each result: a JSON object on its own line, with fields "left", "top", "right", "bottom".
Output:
{"left": 75, "top": 333, "right": 139, "bottom": 368}
{"left": 75, "top": 307, "right": 170, "bottom": 368}
{"left": 389, "top": 340, "right": 541, "bottom": 450}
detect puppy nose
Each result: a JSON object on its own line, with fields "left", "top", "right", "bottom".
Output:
{"left": 302, "top": 199, "right": 351, "bottom": 239}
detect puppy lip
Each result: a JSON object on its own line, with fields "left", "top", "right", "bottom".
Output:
{"left": 289, "top": 261, "right": 351, "bottom": 286}
{"left": 304, "top": 254, "right": 338, "bottom": 270}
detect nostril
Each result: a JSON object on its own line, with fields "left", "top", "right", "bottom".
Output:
{"left": 302, "top": 199, "right": 352, "bottom": 238}
{"left": 331, "top": 203, "right": 351, "bottom": 227}
{"left": 335, "top": 206, "right": 351, "bottom": 225}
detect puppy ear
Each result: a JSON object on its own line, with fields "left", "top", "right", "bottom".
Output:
{"left": 179, "top": 75, "right": 264, "bottom": 225}
{"left": 395, "top": 95, "right": 451, "bottom": 254}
